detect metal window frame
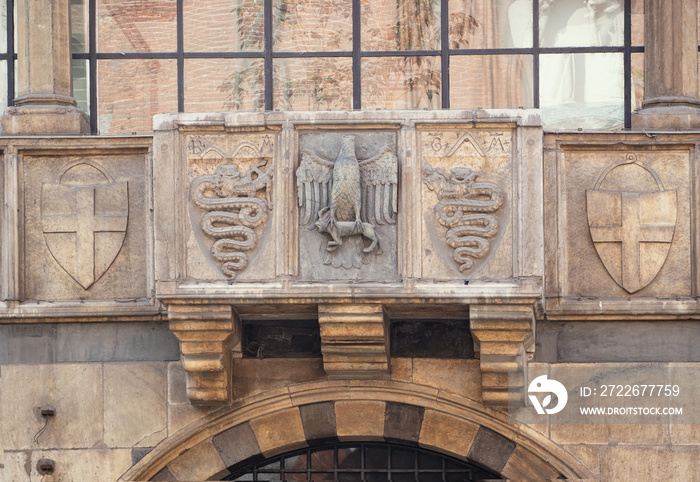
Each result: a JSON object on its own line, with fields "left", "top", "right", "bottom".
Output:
{"left": 67, "top": 0, "right": 647, "bottom": 134}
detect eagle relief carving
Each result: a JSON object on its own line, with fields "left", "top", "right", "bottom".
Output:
{"left": 297, "top": 135, "right": 398, "bottom": 269}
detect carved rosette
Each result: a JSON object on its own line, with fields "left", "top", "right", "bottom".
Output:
{"left": 423, "top": 164, "right": 505, "bottom": 274}
{"left": 189, "top": 141, "right": 273, "bottom": 279}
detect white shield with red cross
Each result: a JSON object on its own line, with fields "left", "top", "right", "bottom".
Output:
{"left": 41, "top": 181, "right": 129, "bottom": 289}
{"left": 586, "top": 163, "right": 677, "bottom": 294}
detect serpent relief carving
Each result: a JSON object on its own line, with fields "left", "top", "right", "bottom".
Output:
{"left": 423, "top": 164, "right": 505, "bottom": 273}
{"left": 189, "top": 142, "right": 273, "bottom": 278}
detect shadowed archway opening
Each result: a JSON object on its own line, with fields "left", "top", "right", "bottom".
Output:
{"left": 224, "top": 441, "right": 502, "bottom": 481}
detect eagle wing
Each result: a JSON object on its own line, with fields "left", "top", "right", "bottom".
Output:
{"left": 297, "top": 150, "right": 334, "bottom": 226}
{"left": 359, "top": 147, "right": 398, "bottom": 225}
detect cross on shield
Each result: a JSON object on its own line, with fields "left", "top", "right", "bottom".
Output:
{"left": 42, "top": 181, "right": 129, "bottom": 289}
{"left": 586, "top": 160, "right": 677, "bottom": 294}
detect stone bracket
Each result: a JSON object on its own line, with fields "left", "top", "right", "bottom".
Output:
{"left": 168, "top": 304, "right": 237, "bottom": 405}
{"left": 469, "top": 304, "right": 535, "bottom": 407}
{"left": 318, "top": 303, "right": 389, "bottom": 379}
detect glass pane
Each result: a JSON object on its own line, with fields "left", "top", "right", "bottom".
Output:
{"left": 362, "top": 0, "right": 440, "bottom": 51}
{"left": 365, "top": 445, "right": 388, "bottom": 470}
{"left": 391, "top": 446, "right": 414, "bottom": 470}
{"left": 632, "top": 52, "right": 643, "bottom": 111}
{"left": 449, "top": 0, "right": 532, "bottom": 49}
{"left": 184, "top": 0, "right": 263, "bottom": 52}
{"left": 540, "top": 52, "right": 624, "bottom": 130}
{"left": 284, "top": 453, "right": 307, "bottom": 470}
{"left": 631, "top": 0, "right": 643, "bottom": 46}
{"left": 259, "top": 460, "right": 281, "bottom": 471}
{"left": 97, "top": 59, "right": 178, "bottom": 134}
{"left": 309, "top": 449, "right": 333, "bottom": 470}
{"left": 450, "top": 54, "right": 533, "bottom": 108}
{"left": 338, "top": 447, "right": 360, "bottom": 469}
{"left": 273, "top": 57, "right": 352, "bottom": 110}
{"left": 72, "top": 59, "right": 89, "bottom": 113}
{"left": 0, "top": 0, "right": 6, "bottom": 53}
{"left": 0, "top": 60, "right": 6, "bottom": 112}
{"left": 273, "top": 0, "right": 352, "bottom": 52}
{"left": 71, "top": 0, "right": 88, "bottom": 53}
{"left": 337, "top": 474, "right": 362, "bottom": 482}
{"left": 362, "top": 56, "right": 441, "bottom": 109}
{"left": 418, "top": 451, "right": 442, "bottom": 470}
{"left": 98, "top": 0, "right": 176, "bottom": 52}
{"left": 185, "top": 58, "right": 264, "bottom": 112}
{"left": 540, "top": 0, "right": 623, "bottom": 48}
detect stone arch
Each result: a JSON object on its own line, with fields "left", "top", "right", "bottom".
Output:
{"left": 120, "top": 380, "right": 593, "bottom": 481}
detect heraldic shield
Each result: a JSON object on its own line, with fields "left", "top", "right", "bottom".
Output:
{"left": 41, "top": 161, "right": 129, "bottom": 289}
{"left": 586, "top": 155, "right": 676, "bottom": 294}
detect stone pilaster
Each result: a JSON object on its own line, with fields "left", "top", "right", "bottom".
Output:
{"left": 469, "top": 304, "right": 535, "bottom": 406}
{"left": 168, "top": 304, "right": 237, "bottom": 404}
{"left": 318, "top": 304, "right": 389, "bottom": 378}
{"left": 2, "top": 0, "right": 89, "bottom": 134}
{"left": 632, "top": 0, "right": 700, "bottom": 129}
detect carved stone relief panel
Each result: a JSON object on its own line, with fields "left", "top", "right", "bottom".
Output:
{"left": 22, "top": 153, "right": 148, "bottom": 300}
{"left": 297, "top": 131, "right": 398, "bottom": 280}
{"left": 186, "top": 134, "right": 276, "bottom": 280}
{"left": 563, "top": 149, "right": 690, "bottom": 298}
{"left": 420, "top": 129, "right": 513, "bottom": 279}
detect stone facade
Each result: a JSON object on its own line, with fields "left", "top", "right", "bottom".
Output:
{"left": 1, "top": 1, "right": 700, "bottom": 481}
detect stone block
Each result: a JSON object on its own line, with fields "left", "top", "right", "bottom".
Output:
{"left": 418, "top": 409, "right": 479, "bottom": 458}
{"left": 184, "top": 132, "right": 277, "bottom": 281}
{"left": 0, "top": 364, "right": 103, "bottom": 450}
{"left": 231, "top": 358, "right": 326, "bottom": 401}
{"left": 29, "top": 449, "right": 132, "bottom": 482}
{"left": 167, "top": 361, "right": 188, "bottom": 405}
{"left": 0, "top": 323, "right": 180, "bottom": 364}
{"left": 466, "top": 426, "right": 516, "bottom": 474}
{"left": 131, "top": 447, "right": 153, "bottom": 466}
{"left": 383, "top": 402, "right": 424, "bottom": 444}
{"left": 601, "top": 446, "right": 700, "bottom": 480}
{"left": 249, "top": 407, "right": 307, "bottom": 456}
{"left": 104, "top": 363, "right": 167, "bottom": 448}
{"left": 501, "top": 445, "right": 562, "bottom": 480}
{"left": 537, "top": 321, "right": 700, "bottom": 363}
{"left": 318, "top": 304, "right": 389, "bottom": 378}
{"left": 113, "top": 323, "right": 180, "bottom": 362}
{"left": 547, "top": 141, "right": 692, "bottom": 301}
{"left": 389, "top": 357, "right": 412, "bottom": 382}
{"left": 167, "top": 440, "right": 227, "bottom": 481}
{"left": 0, "top": 450, "right": 31, "bottom": 481}
{"left": 20, "top": 150, "right": 149, "bottom": 300}
{"left": 212, "top": 423, "right": 262, "bottom": 468}
{"left": 420, "top": 127, "right": 515, "bottom": 280}
{"left": 300, "top": 402, "right": 337, "bottom": 443}
{"left": 5, "top": 324, "right": 57, "bottom": 364}
{"left": 297, "top": 131, "right": 399, "bottom": 281}
{"left": 150, "top": 467, "right": 177, "bottom": 481}
{"left": 412, "top": 358, "right": 481, "bottom": 400}
{"left": 562, "top": 444, "right": 602, "bottom": 478}
{"left": 334, "top": 401, "right": 385, "bottom": 440}
{"left": 168, "top": 404, "right": 217, "bottom": 437}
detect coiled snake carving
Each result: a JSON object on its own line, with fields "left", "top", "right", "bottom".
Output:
{"left": 190, "top": 161, "right": 273, "bottom": 277}
{"left": 423, "top": 165, "right": 504, "bottom": 273}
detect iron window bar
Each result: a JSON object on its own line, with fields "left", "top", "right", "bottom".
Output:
{"left": 223, "top": 441, "right": 503, "bottom": 481}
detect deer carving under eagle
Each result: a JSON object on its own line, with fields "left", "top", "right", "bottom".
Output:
{"left": 296, "top": 136, "right": 398, "bottom": 269}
